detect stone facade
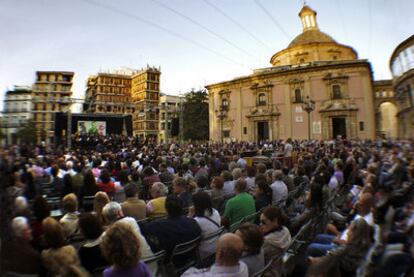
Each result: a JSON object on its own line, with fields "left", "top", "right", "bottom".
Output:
{"left": 32, "top": 71, "right": 74, "bottom": 143}
{"left": 206, "top": 5, "right": 376, "bottom": 142}
{"left": 390, "top": 35, "right": 414, "bottom": 139}
{"left": 2, "top": 86, "right": 32, "bottom": 145}
{"left": 84, "top": 66, "right": 161, "bottom": 138}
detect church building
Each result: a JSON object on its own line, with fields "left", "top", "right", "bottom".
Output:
{"left": 206, "top": 5, "right": 376, "bottom": 142}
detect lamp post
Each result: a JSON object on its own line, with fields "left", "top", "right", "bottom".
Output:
{"left": 303, "top": 96, "right": 315, "bottom": 141}
{"left": 216, "top": 105, "right": 227, "bottom": 144}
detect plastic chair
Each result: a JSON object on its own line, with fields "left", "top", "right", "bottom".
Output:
{"left": 168, "top": 236, "right": 201, "bottom": 276}
{"left": 142, "top": 250, "right": 166, "bottom": 276}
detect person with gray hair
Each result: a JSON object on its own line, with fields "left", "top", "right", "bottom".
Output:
{"left": 14, "top": 196, "right": 30, "bottom": 217}
{"left": 183, "top": 233, "right": 248, "bottom": 276}
{"left": 102, "top": 201, "right": 156, "bottom": 274}
{"left": 147, "top": 182, "right": 168, "bottom": 218}
{"left": 270, "top": 170, "right": 288, "bottom": 206}
{"left": 0, "top": 217, "right": 42, "bottom": 274}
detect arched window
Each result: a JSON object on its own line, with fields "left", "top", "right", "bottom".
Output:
{"left": 332, "top": 85, "right": 342, "bottom": 99}
{"left": 294, "top": 89, "right": 303, "bottom": 103}
{"left": 258, "top": 93, "right": 266, "bottom": 105}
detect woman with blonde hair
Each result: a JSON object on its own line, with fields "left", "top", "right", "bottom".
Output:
{"left": 101, "top": 221, "right": 151, "bottom": 276}
{"left": 93, "top": 191, "right": 110, "bottom": 225}
{"left": 41, "top": 217, "right": 83, "bottom": 276}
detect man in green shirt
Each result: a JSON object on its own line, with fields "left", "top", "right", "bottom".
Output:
{"left": 223, "top": 178, "right": 256, "bottom": 226}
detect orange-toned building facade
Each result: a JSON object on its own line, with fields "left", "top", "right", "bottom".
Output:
{"left": 206, "top": 6, "right": 376, "bottom": 142}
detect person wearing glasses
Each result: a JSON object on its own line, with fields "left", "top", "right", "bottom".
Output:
{"left": 260, "top": 206, "right": 291, "bottom": 262}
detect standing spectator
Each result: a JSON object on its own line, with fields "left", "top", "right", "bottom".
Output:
{"left": 121, "top": 183, "right": 146, "bottom": 221}
{"left": 101, "top": 221, "right": 152, "bottom": 277}
{"left": 235, "top": 223, "right": 265, "bottom": 276}
{"left": 223, "top": 178, "right": 256, "bottom": 226}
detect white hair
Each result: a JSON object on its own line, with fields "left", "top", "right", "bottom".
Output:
{"left": 15, "top": 196, "right": 28, "bottom": 212}
{"left": 11, "top": 216, "right": 29, "bottom": 238}
{"left": 102, "top": 201, "right": 122, "bottom": 222}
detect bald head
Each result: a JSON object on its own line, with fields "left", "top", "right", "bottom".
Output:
{"left": 215, "top": 233, "right": 244, "bottom": 266}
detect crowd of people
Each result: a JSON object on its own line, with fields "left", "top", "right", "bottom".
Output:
{"left": 0, "top": 136, "right": 414, "bottom": 276}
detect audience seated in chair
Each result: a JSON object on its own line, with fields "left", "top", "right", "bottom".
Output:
{"left": 121, "top": 183, "right": 146, "bottom": 221}
{"left": 101, "top": 221, "right": 152, "bottom": 277}
{"left": 182, "top": 233, "right": 248, "bottom": 277}
{"left": 235, "top": 223, "right": 265, "bottom": 276}
{"left": 222, "top": 178, "right": 256, "bottom": 227}
{"left": 1, "top": 217, "right": 43, "bottom": 275}
{"left": 78, "top": 213, "right": 108, "bottom": 273}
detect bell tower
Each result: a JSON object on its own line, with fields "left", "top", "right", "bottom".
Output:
{"left": 299, "top": 5, "right": 318, "bottom": 31}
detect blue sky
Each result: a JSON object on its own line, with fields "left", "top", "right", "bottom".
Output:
{"left": 0, "top": 0, "right": 413, "bottom": 110}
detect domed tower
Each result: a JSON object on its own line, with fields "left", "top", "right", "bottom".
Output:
{"left": 270, "top": 5, "right": 358, "bottom": 66}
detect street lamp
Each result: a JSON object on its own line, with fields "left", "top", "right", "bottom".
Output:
{"left": 303, "top": 96, "right": 315, "bottom": 141}
{"left": 216, "top": 104, "right": 227, "bottom": 144}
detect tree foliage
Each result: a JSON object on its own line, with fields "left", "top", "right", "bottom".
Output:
{"left": 182, "top": 89, "right": 209, "bottom": 141}
{"left": 16, "top": 120, "right": 37, "bottom": 145}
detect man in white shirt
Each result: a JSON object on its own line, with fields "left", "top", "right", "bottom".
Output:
{"left": 183, "top": 233, "right": 248, "bottom": 277}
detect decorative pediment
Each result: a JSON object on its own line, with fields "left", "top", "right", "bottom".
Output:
{"left": 319, "top": 99, "right": 358, "bottom": 112}
{"left": 323, "top": 72, "right": 349, "bottom": 82}
{"left": 246, "top": 104, "right": 281, "bottom": 118}
{"left": 218, "top": 89, "right": 231, "bottom": 97}
{"left": 288, "top": 78, "right": 305, "bottom": 85}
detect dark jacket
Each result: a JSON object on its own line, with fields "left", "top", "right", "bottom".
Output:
{"left": 144, "top": 215, "right": 201, "bottom": 268}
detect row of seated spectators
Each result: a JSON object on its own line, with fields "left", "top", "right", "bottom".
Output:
{"left": 1, "top": 138, "right": 414, "bottom": 276}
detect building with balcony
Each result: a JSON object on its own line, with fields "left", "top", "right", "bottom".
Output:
{"left": 158, "top": 94, "right": 183, "bottom": 143}
{"left": 84, "top": 66, "right": 161, "bottom": 138}
{"left": 206, "top": 5, "right": 376, "bottom": 141}
{"left": 32, "top": 71, "right": 74, "bottom": 143}
{"left": 390, "top": 35, "right": 414, "bottom": 139}
{"left": 1, "top": 86, "right": 32, "bottom": 145}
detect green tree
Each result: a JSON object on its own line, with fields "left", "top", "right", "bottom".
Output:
{"left": 16, "top": 120, "right": 37, "bottom": 145}
{"left": 182, "top": 89, "right": 209, "bottom": 141}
